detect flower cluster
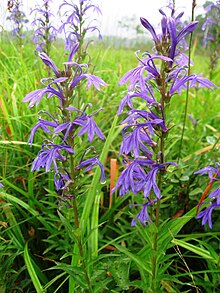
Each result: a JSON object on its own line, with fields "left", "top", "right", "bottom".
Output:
{"left": 58, "top": 0, "right": 102, "bottom": 53}
{"left": 7, "top": 0, "right": 28, "bottom": 41}
{"left": 202, "top": 1, "right": 220, "bottom": 78}
{"left": 31, "top": 0, "right": 57, "bottom": 54}
{"left": 23, "top": 43, "right": 107, "bottom": 205}
{"left": 195, "top": 163, "right": 220, "bottom": 229}
{"left": 114, "top": 8, "right": 216, "bottom": 225}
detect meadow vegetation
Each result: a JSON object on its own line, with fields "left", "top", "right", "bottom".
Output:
{"left": 0, "top": 1, "right": 220, "bottom": 292}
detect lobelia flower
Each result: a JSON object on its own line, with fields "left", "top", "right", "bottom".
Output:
{"left": 112, "top": 159, "right": 150, "bottom": 196}
{"left": 140, "top": 10, "right": 198, "bottom": 61}
{"left": 202, "top": 2, "right": 220, "bottom": 78}
{"left": 23, "top": 41, "right": 107, "bottom": 204}
{"left": 31, "top": 143, "right": 74, "bottom": 173}
{"left": 119, "top": 125, "right": 155, "bottom": 158}
{"left": 28, "top": 118, "right": 58, "bottom": 145}
{"left": 58, "top": 0, "right": 102, "bottom": 51}
{"left": 202, "top": 2, "right": 220, "bottom": 45}
{"left": 195, "top": 163, "right": 220, "bottom": 229}
{"left": 54, "top": 109, "right": 105, "bottom": 142}
{"left": 194, "top": 164, "right": 220, "bottom": 182}
{"left": 7, "top": 0, "right": 28, "bottom": 41}
{"left": 31, "top": 0, "right": 57, "bottom": 54}
{"left": 131, "top": 199, "right": 157, "bottom": 226}
{"left": 196, "top": 202, "right": 220, "bottom": 229}
{"left": 77, "top": 155, "right": 106, "bottom": 182}
{"left": 54, "top": 171, "right": 71, "bottom": 191}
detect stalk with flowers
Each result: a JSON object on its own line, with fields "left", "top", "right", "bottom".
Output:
{"left": 114, "top": 6, "right": 216, "bottom": 292}
{"left": 7, "top": 0, "right": 28, "bottom": 45}
{"left": 23, "top": 44, "right": 106, "bottom": 293}
{"left": 23, "top": 1, "right": 107, "bottom": 291}
{"left": 31, "top": 0, "right": 57, "bottom": 55}
{"left": 202, "top": 1, "right": 220, "bottom": 80}
{"left": 58, "top": 0, "right": 102, "bottom": 63}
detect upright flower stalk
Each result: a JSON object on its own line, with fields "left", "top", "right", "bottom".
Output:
{"left": 114, "top": 7, "right": 216, "bottom": 292}
{"left": 31, "top": 0, "right": 57, "bottom": 55}
{"left": 202, "top": 1, "right": 220, "bottom": 80}
{"left": 7, "top": 0, "right": 28, "bottom": 45}
{"left": 23, "top": 42, "right": 106, "bottom": 291}
{"left": 58, "top": 0, "right": 102, "bottom": 63}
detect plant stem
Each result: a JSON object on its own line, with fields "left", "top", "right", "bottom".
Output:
{"left": 178, "top": 0, "right": 196, "bottom": 162}
{"left": 151, "top": 65, "right": 166, "bottom": 293}
{"left": 72, "top": 195, "right": 93, "bottom": 293}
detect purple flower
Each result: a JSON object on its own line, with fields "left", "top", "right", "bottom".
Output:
{"left": 131, "top": 200, "right": 156, "bottom": 226}
{"left": 70, "top": 72, "right": 107, "bottom": 90}
{"left": 142, "top": 162, "right": 177, "bottom": 199}
{"left": 31, "top": 0, "right": 57, "bottom": 53}
{"left": 113, "top": 159, "right": 151, "bottom": 196}
{"left": 7, "top": 1, "right": 28, "bottom": 40}
{"left": 140, "top": 11, "right": 198, "bottom": 61}
{"left": 32, "top": 143, "right": 74, "bottom": 173}
{"left": 54, "top": 171, "right": 71, "bottom": 191}
{"left": 39, "top": 53, "right": 60, "bottom": 77}
{"left": 58, "top": 0, "right": 102, "bottom": 48}
{"left": 195, "top": 163, "right": 220, "bottom": 228}
{"left": 121, "top": 109, "right": 166, "bottom": 134}
{"left": 23, "top": 78, "right": 67, "bottom": 108}
{"left": 120, "top": 125, "right": 155, "bottom": 158}
{"left": 202, "top": 3, "right": 220, "bottom": 46}
{"left": 140, "top": 17, "right": 158, "bottom": 43}
{"left": 169, "top": 74, "right": 217, "bottom": 95}
{"left": 196, "top": 202, "right": 220, "bottom": 229}
{"left": 0, "top": 183, "right": 4, "bottom": 188}
{"left": 209, "top": 187, "right": 220, "bottom": 204}
{"left": 194, "top": 164, "right": 220, "bottom": 182}
{"left": 188, "top": 114, "right": 198, "bottom": 127}
{"left": 74, "top": 114, "right": 105, "bottom": 143}
{"left": 28, "top": 119, "right": 58, "bottom": 145}
{"left": 77, "top": 155, "right": 105, "bottom": 182}
{"left": 119, "top": 54, "right": 172, "bottom": 91}
{"left": 117, "top": 91, "right": 158, "bottom": 115}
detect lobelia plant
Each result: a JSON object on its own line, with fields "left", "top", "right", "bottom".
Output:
{"left": 113, "top": 6, "right": 217, "bottom": 292}
{"left": 6, "top": 0, "right": 28, "bottom": 45}
{"left": 30, "top": 0, "right": 57, "bottom": 55}
{"left": 202, "top": 1, "right": 220, "bottom": 79}
{"left": 58, "top": 0, "right": 102, "bottom": 63}
{"left": 23, "top": 43, "right": 107, "bottom": 292}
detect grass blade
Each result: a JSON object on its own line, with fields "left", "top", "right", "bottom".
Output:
{"left": 24, "top": 242, "right": 43, "bottom": 293}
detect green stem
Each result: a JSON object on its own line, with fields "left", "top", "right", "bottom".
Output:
{"left": 151, "top": 65, "right": 166, "bottom": 293}
{"left": 72, "top": 196, "right": 93, "bottom": 293}
{"left": 178, "top": 0, "right": 197, "bottom": 162}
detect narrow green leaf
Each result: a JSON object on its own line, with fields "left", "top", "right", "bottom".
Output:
{"left": 90, "top": 192, "right": 101, "bottom": 258}
{"left": 24, "top": 243, "right": 43, "bottom": 293}
{"left": 171, "top": 238, "right": 218, "bottom": 263}
{"left": 43, "top": 272, "right": 66, "bottom": 291}
{"left": 1, "top": 192, "right": 53, "bottom": 233}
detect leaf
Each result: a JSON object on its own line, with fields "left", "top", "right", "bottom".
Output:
{"left": 171, "top": 238, "right": 218, "bottom": 264}
{"left": 24, "top": 243, "right": 43, "bottom": 293}
{"left": 189, "top": 187, "right": 203, "bottom": 196}
{"left": 47, "top": 263, "right": 87, "bottom": 289}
